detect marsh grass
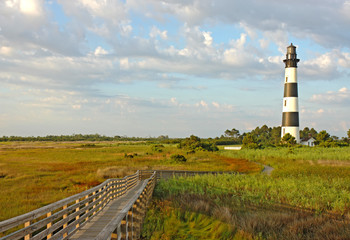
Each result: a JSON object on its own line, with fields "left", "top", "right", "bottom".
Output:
{"left": 144, "top": 175, "right": 350, "bottom": 239}
{"left": 220, "top": 147, "right": 350, "bottom": 164}
{"left": 0, "top": 141, "right": 259, "bottom": 221}
{"left": 141, "top": 200, "right": 245, "bottom": 240}
{"left": 142, "top": 147, "right": 350, "bottom": 239}
{"left": 154, "top": 174, "right": 350, "bottom": 214}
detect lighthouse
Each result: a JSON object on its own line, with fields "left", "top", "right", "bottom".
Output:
{"left": 281, "top": 43, "right": 300, "bottom": 143}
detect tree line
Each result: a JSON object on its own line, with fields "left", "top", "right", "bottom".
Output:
{"left": 220, "top": 126, "right": 350, "bottom": 149}
{"left": 1, "top": 127, "right": 349, "bottom": 149}
{"left": 0, "top": 134, "right": 168, "bottom": 142}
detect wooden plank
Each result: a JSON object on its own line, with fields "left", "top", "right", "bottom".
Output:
{"left": 95, "top": 178, "right": 153, "bottom": 240}
{"left": 73, "top": 182, "right": 147, "bottom": 240}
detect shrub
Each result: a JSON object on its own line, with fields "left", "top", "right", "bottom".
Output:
{"left": 170, "top": 154, "right": 187, "bottom": 163}
{"left": 124, "top": 153, "right": 137, "bottom": 158}
{"left": 242, "top": 133, "right": 260, "bottom": 149}
{"left": 178, "top": 135, "right": 218, "bottom": 152}
{"left": 152, "top": 144, "right": 165, "bottom": 152}
{"left": 281, "top": 133, "right": 297, "bottom": 147}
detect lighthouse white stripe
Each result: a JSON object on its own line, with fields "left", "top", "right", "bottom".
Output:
{"left": 281, "top": 127, "right": 300, "bottom": 143}
{"left": 283, "top": 97, "right": 299, "bottom": 112}
{"left": 284, "top": 68, "right": 297, "bottom": 83}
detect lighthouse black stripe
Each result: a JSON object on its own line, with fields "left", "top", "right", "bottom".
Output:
{"left": 282, "top": 112, "right": 299, "bottom": 127}
{"left": 284, "top": 83, "right": 298, "bottom": 97}
{"left": 283, "top": 59, "right": 299, "bottom": 68}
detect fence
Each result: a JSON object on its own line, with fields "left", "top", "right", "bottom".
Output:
{"left": 0, "top": 171, "right": 144, "bottom": 240}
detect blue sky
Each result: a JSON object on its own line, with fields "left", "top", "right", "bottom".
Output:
{"left": 0, "top": 0, "right": 350, "bottom": 138}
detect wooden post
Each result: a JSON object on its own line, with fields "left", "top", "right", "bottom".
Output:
{"left": 92, "top": 191, "right": 97, "bottom": 215}
{"left": 111, "top": 225, "right": 121, "bottom": 240}
{"left": 85, "top": 195, "right": 89, "bottom": 221}
{"left": 75, "top": 199, "right": 80, "bottom": 229}
{"left": 99, "top": 188, "right": 103, "bottom": 211}
{"left": 121, "top": 215, "right": 128, "bottom": 240}
{"left": 132, "top": 202, "right": 140, "bottom": 239}
{"left": 128, "top": 209, "right": 133, "bottom": 240}
{"left": 111, "top": 232, "right": 118, "bottom": 240}
{"left": 63, "top": 205, "right": 68, "bottom": 238}
{"left": 112, "top": 181, "right": 116, "bottom": 200}
{"left": 47, "top": 212, "right": 52, "bottom": 239}
{"left": 24, "top": 221, "right": 31, "bottom": 240}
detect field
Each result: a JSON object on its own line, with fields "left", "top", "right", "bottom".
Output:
{"left": 0, "top": 141, "right": 259, "bottom": 221}
{"left": 2, "top": 142, "right": 350, "bottom": 239}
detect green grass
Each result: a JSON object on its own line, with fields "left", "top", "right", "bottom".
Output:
{"left": 154, "top": 173, "right": 350, "bottom": 214}
{"left": 141, "top": 201, "right": 249, "bottom": 240}
{"left": 141, "top": 146, "right": 350, "bottom": 239}
{"left": 145, "top": 173, "right": 350, "bottom": 239}
{"left": 220, "top": 147, "right": 350, "bottom": 163}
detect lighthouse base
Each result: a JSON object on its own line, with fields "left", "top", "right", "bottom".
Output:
{"left": 281, "top": 126, "right": 300, "bottom": 143}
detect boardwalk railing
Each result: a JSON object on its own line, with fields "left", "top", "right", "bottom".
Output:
{"left": 96, "top": 171, "right": 156, "bottom": 240}
{"left": 0, "top": 171, "right": 142, "bottom": 240}
{"left": 1, "top": 170, "right": 232, "bottom": 240}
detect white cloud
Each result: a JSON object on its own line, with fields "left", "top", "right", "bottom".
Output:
{"left": 317, "top": 109, "right": 324, "bottom": 114}
{"left": 301, "top": 50, "right": 346, "bottom": 80}
{"left": 119, "top": 58, "right": 129, "bottom": 70}
{"left": 203, "top": 31, "right": 212, "bottom": 47}
{"left": 94, "top": 46, "right": 108, "bottom": 56}
{"left": 4, "top": 0, "right": 43, "bottom": 16}
{"left": 72, "top": 104, "right": 81, "bottom": 110}
{"left": 20, "top": 0, "right": 42, "bottom": 16}
{"left": 0, "top": 46, "right": 13, "bottom": 56}
{"left": 212, "top": 102, "right": 220, "bottom": 108}
{"left": 196, "top": 100, "right": 208, "bottom": 108}
{"left": 149, "top": 26, "right": 168, "bottom": 40}
{"left": 310, "top": 87, "right": 350, "bottom": 104}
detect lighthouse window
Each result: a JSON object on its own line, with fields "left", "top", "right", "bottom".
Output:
{"left": 285, "top": 77, "right": 288, "bottom": 82}
{"left": 283, "top": 128, "right": 285, "bottom": 135}
{"left": 284, "top": 100, "right": 287, "bottom": 106}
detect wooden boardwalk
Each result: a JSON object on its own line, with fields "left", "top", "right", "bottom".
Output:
{"left": 0, "top": 170, "right": 235, "bottom": 240}
{"left": 70, "top": 181, "right": 145, "bottom": 240}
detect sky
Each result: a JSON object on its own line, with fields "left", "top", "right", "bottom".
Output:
{"left": 0, "top": 0, "right": 350, "bottom": 138}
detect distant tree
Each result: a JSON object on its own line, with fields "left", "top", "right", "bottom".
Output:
{"left": 281, "top": 133, "right": 296, "bottom": 147}
{"left": 247, "top": 125, "right": 278, "bottom": 147}
{"left": 242, "top": 133, "right": 260, "bottom": 149}
{"left": 224, "top": 128, "right": 240, "bottom": 138}
{"left": 300, "top": 127, "right": 318, "bottom": 140}
{"left": 331, "top": 135, "right": 339, "bottom": 141}
{"left": 157, "top": 135, "right": 169, "bottom": 140}
{"left": 178, "top": 135, "right": 218, "bottom": 152}
{"left": 316, "top": 130, "right": 330, "bottom": 143}
{"left": 269, "top": 126, "right": 281, "bottom": 146}
{"left": 348, "top": 129, "right": 350, "bottom": 139}
{"left": 223, "top": 128, "right": 242, "bottom": 144}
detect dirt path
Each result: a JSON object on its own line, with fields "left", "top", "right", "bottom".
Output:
{"left": 261, "top": 165, "right": 274, "bottom": 175}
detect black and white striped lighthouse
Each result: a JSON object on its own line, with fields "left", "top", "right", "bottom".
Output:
{"left": 281, "top": 43, "right": 300, "bottom": 143}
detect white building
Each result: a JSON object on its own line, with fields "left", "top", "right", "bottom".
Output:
{"left": 301, "top": 137, "right": 316, "bottom": 147}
